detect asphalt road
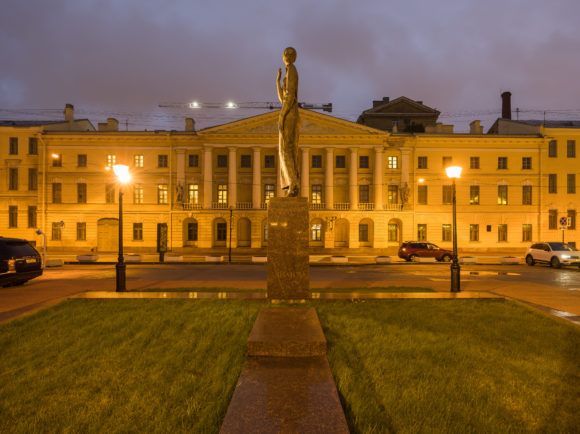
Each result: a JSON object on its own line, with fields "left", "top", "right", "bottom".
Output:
{"left": 1, "top": 263, "right": 579, "bottom": 322}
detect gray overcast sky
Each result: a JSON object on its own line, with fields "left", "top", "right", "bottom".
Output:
{"left": 1, "top": 0, "right": 579, "bottom": 131}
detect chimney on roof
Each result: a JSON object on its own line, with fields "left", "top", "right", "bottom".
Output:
{"left": 469, "top": 120, "right": 483, "bottom": 134}
{"left": 185, "top": 117, "right": 196, "bottom": 132}
{"left": 98, "top": 117, "right": 119, "bottom": 132}
{"left": 64, "top": 103, "right": 74, "bottom": 122}
{"left": 501, "top": 91, "right": 512, "bottom": 120}
{"left": 372, "top": 97, "right": 389, "bottom": 108}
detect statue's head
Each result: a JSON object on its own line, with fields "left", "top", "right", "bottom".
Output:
{"left": 282, "top": 47, "right": 297, "bottom": 65}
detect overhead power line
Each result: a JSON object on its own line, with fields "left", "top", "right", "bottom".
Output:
{"left": 158, "top": 101, "right": 333, "bottom": 112}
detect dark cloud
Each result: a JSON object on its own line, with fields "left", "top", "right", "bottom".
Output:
{"left": 1, "top": 0, "right": 579, "bottom": 131}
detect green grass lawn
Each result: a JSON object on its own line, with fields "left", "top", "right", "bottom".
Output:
{"left": 0, "top": 299, "right": 263, "bottom": 433}
{"left": 315, "top": 299, "right": 580, "bottom": 433}
{"left": 137, "top": 286, "right": 434, "bottom": 293}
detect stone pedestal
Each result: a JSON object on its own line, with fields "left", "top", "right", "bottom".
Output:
{"left": 267, "top": 197, "right": 310, "bottom": 299}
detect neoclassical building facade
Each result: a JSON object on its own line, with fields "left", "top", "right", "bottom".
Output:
{"left": 1, "top": 106, "right": 578, "bottom": 253}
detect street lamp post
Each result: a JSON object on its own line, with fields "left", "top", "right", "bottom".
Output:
{"left": 113, "top": 164, "right": 131, "bottom": 292}
{"left": 446, "top": 166, "right": 462, "bottom": 293}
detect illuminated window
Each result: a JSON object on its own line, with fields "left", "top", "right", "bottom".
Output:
{"left": 470, "top": 186, "right": 480, "bottom": 205}
{"left": 217, "top": 184, "right": 228, "bottom": 204}
{"left": 497, "top": 185, "right": 508, "bottom": 205}
{"left": 388, "top": 224, "right": 399, "bottom": 242}
{"left": 264, "top": 184, "right": 275, "bottom": 203}
{"left": 470, "top": 224, "right": 479, "bottom": 242}
{"left": 106, "top": 154, "right": 116, "bottom": 167}
{"left": 311, "top": 184, "right": 322, "bottom": 204}
{"left": 311, "top": 223, "right": 322, "bottom": 241}
{"left": 188, "top": 184, "right": 199, "bottom": 204}
{"left": 134, "top": 184, "right": 143, "bottom": 204}
{"left": 387, "top": 156, "right": 398, "bottom": 169}
{"left": 157, "top": 184, "right": 168, "bottom": 204}
{"left": 134, "top": 155, "right": 144, "bottom": 168}
{"left": 442, "top": 224, "right": 451, "bottom": 242}
{"left": 388, "top": 185, "right": 398, "bottom": 204}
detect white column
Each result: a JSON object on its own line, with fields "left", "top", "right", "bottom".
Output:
{"left": 325, "top": 147, "right": 334, "bottom": 209}
{"left": 228, "top": 147, "right": 237, "bottom": 207}
{"left": 203, "top": 147, "right": 212, "bottom": 208}
{"left": 349, "top": 148, "right": 358, "bottom": 210}
{"left": 301, "top": 147, "right": 310, "bottom": 199}
{"left": 374, "top": 146, "right": 384, "bottom": 210}
{"left": 252, "top": 147, "right": 261, "bottom": 208}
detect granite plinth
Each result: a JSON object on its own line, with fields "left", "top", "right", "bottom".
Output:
{"left": 219, "top": 356, "right": 349, "bottom": 434}
{"left": 248, "top": 308, "right": 326, "bottom": 357}
{"left": 267, "top": 197, "right": 310, "bottom": 299}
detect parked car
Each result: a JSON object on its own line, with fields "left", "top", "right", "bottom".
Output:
{"left": 525, "top": 242, "right": 580, "bottom": 268}
{"left": 398, "top": 241, "right": 453, "bottom": 262}
{"left": 0, "top": 237, "right": 43, "bottom": 287}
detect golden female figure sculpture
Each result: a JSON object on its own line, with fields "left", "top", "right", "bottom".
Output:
{"left": 276, "top": 47, "right": 300, "bottom": 197}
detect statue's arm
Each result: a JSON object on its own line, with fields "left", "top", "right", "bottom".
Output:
{"left": 276, "top": 68, "right": 283, "bottom": 104}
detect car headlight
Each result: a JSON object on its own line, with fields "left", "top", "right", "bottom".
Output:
{"left": 561, "top": 254, "right": 571, "bottom": 259}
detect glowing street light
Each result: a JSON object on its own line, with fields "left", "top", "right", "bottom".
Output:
{"left": 445, "top": 165, "right": 462, "bottom": 292}
{"left": 112, "top": 164, "right": 131, "bottom": 292}
{"left": 225, "top": 101, "right": 238, "bottom": 109}
{"left": 189, "top": 101, "right": 201, "bottom": 109}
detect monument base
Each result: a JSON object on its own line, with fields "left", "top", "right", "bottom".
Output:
{"left": 267, "top": 197, "right": 310, "bottom": 299}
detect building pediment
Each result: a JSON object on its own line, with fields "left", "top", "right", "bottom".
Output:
{"left": 199, "top": 109, "right": 385, "bottom": 137}
{"left": 363, "top": 96, "right": 440, "bottom": 116}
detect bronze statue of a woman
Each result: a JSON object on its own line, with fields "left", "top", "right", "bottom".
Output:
{"left": 276, "top": 47, "right": 300, "bottom": 197}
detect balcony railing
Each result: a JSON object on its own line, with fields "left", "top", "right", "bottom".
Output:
{"left": 334, "top": 202, "right": 350, "bottom": 210}
{"left": 309, "top": 203, "right": 325, "bottom": 210}
{"left": 212, "top": 202, "right": 229, "bottom": 209}
{"left": 180, "top": 203, "right": 203, "bottom": 210}
{"left": 261, "top": 202, "right": 269, "bottom": 209}
{"left": 384, "top": 203, "right": 403, "bottom": 211}
{"left": 358, "top": 202, "right": 374, "bottom": 211}
{"left": 236, "top": 202, "right": 253, "bottom": 209}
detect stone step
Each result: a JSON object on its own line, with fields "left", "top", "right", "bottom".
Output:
{"left": 247, "top": 307, "right": 326, "bottom": 357}
{"left": 220, "top": 356, "right": 349, "bottom": 434}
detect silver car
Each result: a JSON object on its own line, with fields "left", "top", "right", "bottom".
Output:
{"left": 525, "top": 242, "right": 580, "bottom": 268}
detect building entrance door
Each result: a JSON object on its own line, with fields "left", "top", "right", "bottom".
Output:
{"left": 97, "top": 218, "right": 118, "bottom": 252}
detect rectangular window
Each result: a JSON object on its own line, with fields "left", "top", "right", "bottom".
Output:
{"left": 264, "top": 184, "right": 275, "bottom": 203}
{"left": 133, "top": 184, "right": 143, "bottom": 204}
{"left": 28, "top": 137, "right": 38, "bottom": 155}
{"left": 567, "top": 174, "right": 576, "bottom": 194}
{"left": 568, "top": 210, "right": 577, "bottom": 230}
{"left": 158, "top": 154, "right": 168, "bottom": 168}
{"left": 188, "top": 154, "right": 198, "bottom": 167}
{"left": 76, "top": 222, "right": 86, "bottom": 241}
{"left": 217, "top": 155, "right": 228, "bottom": 168}
{"left": 388, "top": 223, "right": 399, "bottom": 242}
{"left": 217, "top": 184, "right": 228, "bottom": 204}
{"left": 335, "top": 155, "right": 346, "bottom": 168}
{"left": 548, "top": 140, "right": 557, "bottom": 157}
{"left": 311, "top": 184, "right": 323, "bottom": 204}
{"left": 470, "top": 224, "right": 479, "bottom": 242}
{"left": 359, "top": 185, "right": 370, "bottom": 203}
{"left": 567, "top": 140, "right": 576, "bottom": 158}
{"left": 442, "top": 185, "right": 453, "bottom": 204}
{"left": 442, "top": 156, "right": 452, "bottom": 167}
{"left": 522, "top": 157, "right": 532, "bottom": 170}
{"left": 417, "top": 224, "right": 427, "bottom": 241}
{"left": 187, "top": 222, "right": 198, "bottom": 241}
{"left": 388, "top": 185, "right": 398, "bottom": 204}
{"left": 387, "top": 156, "right": 398, "bottom": 169}
{"left": 28, "top": 168, "right": 38, "bottom": 191}
{"left": 106, "top": 184, "right": 115, "bottom": 204}
{"left": 134, "top": 155, "right": 144, "bottom": 168}
{"left": 216, "top": 222, "right": 227, "bottom": 241}
{"left": 417, "top": 185, "right": 428, "bottom": 205}
{"left": 51, "top": 222, "right": 62, "bottom": 241}
{"left": 77, "top": 154, "right": 87, "bottom": 167}
{"left": 311, "top": 223, "right": 322, "bottom": 242}
{"left": 417, "top": 156, "right": 428, "bottom": 169}
{"left": 264, "top": 155, "right": 275, "bottom": 168}
{"left": 157, "top": 184, "right": 168, "bottom": 204}
{"left": 77, "top": 183, "right": 87, "bottom": 203}
{"left": 240, "top": 154, "right": 252, "bottom": 168}
{"left": 548, "top": 174, "right": 557, "bottom": 193}
{"left": 311, "top": 155, "right": 322, "bottom": 168}
{"left": 359, "top": 224, "right": 369, "bottom": 242}
{"left": 470, "top": 156, "right": 480, "bottom": 169}
{"left": 132, "top": 223, "right": 143, "bottom": 241}
{"left": 469, "top": 185, "right": 480, "bottom": 205}
{"left": 497, "top": 157, "right": 508, "bottom": 169}
{"left": 359, "top": 155, "right": 369, "bottom": 169}
{"left": 442, "top": 224, "right": 451, "bottom": 242}
{"left": 522, "top": 224, "right": 532, "bottom": 242}
{"left": 498, "top": 185, "right": 508, "bottom": 205}
{"left": 27, "top": 206, "right": 37, "bottom": 228}
{"left": 8, "top": 206, "right": 17, "bottom": 228}
{"left": 52, "top": 183, "right": 62, "bottom": 203}
{"left": 188, "top": 184, "right": 199, "bottom": 204}
{"left": 52, "top": 154, "right": 62, "bottom": 167}
{"left": 9, "top": 137, "right": 18, "bottom": 155}
{"left": 8, "top": 168, "right": 18, "bottom": 190}
{"left": 498, "top": 224, "right": 508, "bottom": 242}
{"left": 549, "top": 209, "right": 558, "bottom": 230}
{"left": 522, "top": 185, "right": 532, "bottom": 205}
{"left": 106, "top": 154, "right": 116, "bottom": 167}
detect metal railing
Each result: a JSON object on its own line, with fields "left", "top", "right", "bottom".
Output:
{"left": 333, "top": 202, "right": 350, "bottom": 210}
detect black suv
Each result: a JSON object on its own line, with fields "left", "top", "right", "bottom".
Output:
{"left": 398, "top": 241, "right": 453, "bottom": 262}
{"left": 0, "top": 237, "right": 43, "bottom": 287}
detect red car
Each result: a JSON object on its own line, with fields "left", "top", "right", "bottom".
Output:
{"left": 398, "top": 241, "right": 453, "bottom": 262}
